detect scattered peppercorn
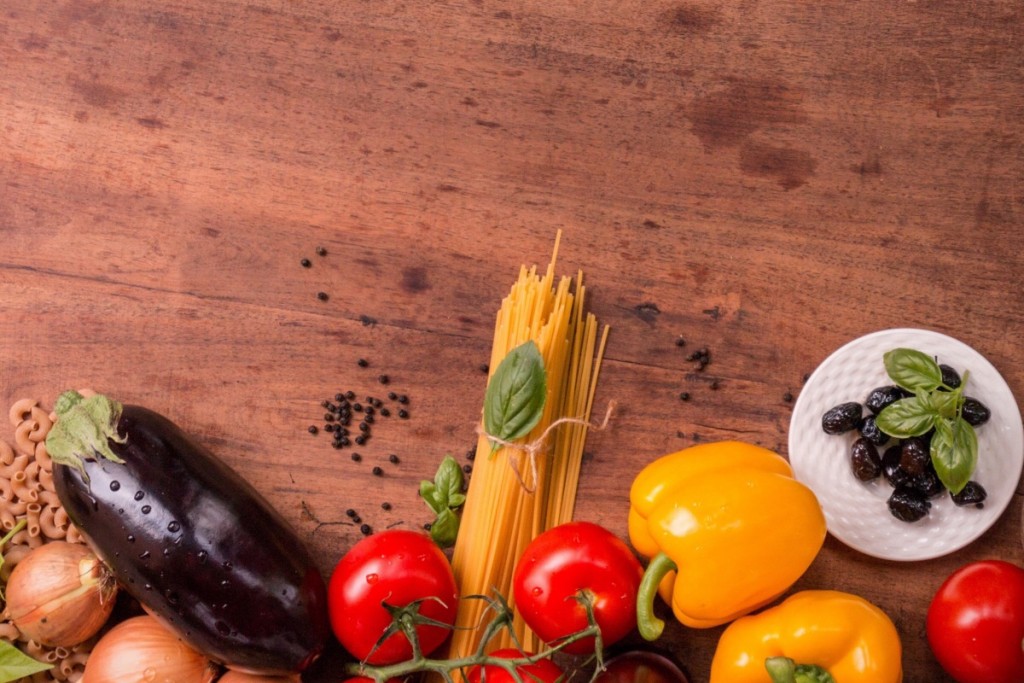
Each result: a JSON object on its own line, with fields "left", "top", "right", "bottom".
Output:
{"left": 387, "top": 391, "right": 398, "bottom": 400}
{"left": 308, "top": 425, "right": 318, "bottom": 434}
{"left": 345, "top": 509, "right": 356, "bottom": 518}
{"left": 783, "top": 392, "right": 794, "bottom": 402}
{"left": 398, "top": 395, "right": 409, "bottom": 404}
{"left": 324, "top": 424, "right": 335, "bottom": 433}
{"left": 360, "top": 524, "right": 372, "bottom": 535}
{"left": 479, "top": 363, "right": 489, "bottom": 373}
{"left": 300, "top": 258, "right": 312, "bottom": 268}
{"left": 351, "top": 453, "right": 362, "bottom": 462}
{"left": 398, "top": 409, "right": 409, "bottom": 419}
{"left": 463, "top": 464, "right": 473, "bottom": 473}
{"left": 423, "top": 522, "right": 432, "bottom": 531}
{"left": 357, "top": 359, "right": 368, "bottom": 367}
{"left": 317, "top": 291, "right": 329, "bottom": 301}
{"left": 679, "top": 392, "right": 690, "bottom": 401}
{"left": 345, "top": 391, "right": 355, "bottom": 399}
{"left": 710, "top": 379, "right": 720, "bottom": 390}
{"left": 372, "top": 466, "right": 383, "bottom": 476}
{"left": 316, "top": 246, "right": 327, "bottom": 256}
{"left": 381, "top": 502, "right": 392, "bottom": 511}
{"left": 355, "top": 435, "right": 367, "bottom": 445}
{"left": 675, "top": 336, "right": 686, "bottom": 347}
{"left": 380, "top": 408, "right": 391, "bottom": 417}
{"left": 378, "top": 375, "right": 389, "bottom": 384}
{"left": 353, "top": 403, "right": 363, "bottom": 412}
{"left": 388, "top": 454, "right": 399, "bottom": 464}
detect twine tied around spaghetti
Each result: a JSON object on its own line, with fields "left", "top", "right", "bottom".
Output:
{"left": 476, "top": 400, "right": 616, "bottom": 494}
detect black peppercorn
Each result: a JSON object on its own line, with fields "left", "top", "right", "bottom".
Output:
{"left": 387, "top": 391, "right": 398, "bottom": 401}
{"left": 316, "top": 246, "right": 327, "bottom": 256}
{"left": 463, "top": 464, "right": 473, "bottom": 473}
{"left": 380, "top": 408, "right": 391, "bottom": 417}
{"left": 360, "top": 524, "right": 372, "bottom": 535}
{"left": 300, "top": 258, "right": 312, "bottom": 268}
{"left": 359, "top": 422, "right": 370, "bottom": 433}
{"left": 355, "top": 435, "right": 367, "bottom": 445}
{"left": 372, "top": 466, "right": 383, "bottom": 476}
{"left": 351, "top": 453, "right": 362, "bottom": 462}
{"left": 388, "top": 454, "right": 399, "bottom": 464}
{"left": 398, "top": 395, "right": 409, "bottom": 404}
{"left": 357, "top": 359, "right": 368, "bottom": 367}
{"left": 308, "top": 425, "right": 318, "bottom": 435}
{"left": 679, "top": 392, "right": 690, "bottom": 401}
{"left": 381, "top": 502, "right": 392, "bottom": 511}
{"left": 345, "top": 509, "right": 356, "bottom": 518}
{"left": 378, "top": 375, "right": 389, "bottom": 384}
{"left": 324, "top": 424, "right": 335, "bottom": 433}
{"left": 317, "top": 291, "right": 329, "bottom": 301}
{"left": 398, "top": 409, "right": 409, "bottom": 419}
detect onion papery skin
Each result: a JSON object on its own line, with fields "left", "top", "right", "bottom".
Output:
{"left": 81, "top": 615, "right": 218, "bottom": 683}
{"left": 4, "top": 541, "right": 116, "bottom": 647}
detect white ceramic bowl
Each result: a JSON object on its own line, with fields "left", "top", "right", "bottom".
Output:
{"left": 789, "top": 328, "right": 1023, "bottom": 561}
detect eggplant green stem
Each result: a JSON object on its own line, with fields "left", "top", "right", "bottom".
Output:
{"left": 765, "top": 657, "right": 836, "bottom": 683}
{"left": 636, "top": 551, "right": 677, "bottom": 641}
{"left": 44, "top": 390, "right": 126, "bottom": 476}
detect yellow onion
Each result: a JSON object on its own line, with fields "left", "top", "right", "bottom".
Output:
{"left": 218, "top": 671, "right": 301, "bottom": 682}
{"left": 82, "top": 615, "right": 218, "bottom": 683}
{"left": 4, "top": 541, "right": 117, "bottom": 647}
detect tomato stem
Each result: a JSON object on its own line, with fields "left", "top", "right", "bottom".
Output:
{"left": 636, "top": 552, "right": 676, "bottom": 641}
{"left": 345, "top": 593, "right": 605, "bottom": 683}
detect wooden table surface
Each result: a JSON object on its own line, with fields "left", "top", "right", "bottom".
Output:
{"left": 3, "top": 1, "right": 1023, "bottom": 681}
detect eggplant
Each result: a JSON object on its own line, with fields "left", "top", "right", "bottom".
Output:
{"left": 46, "top": 391, "right": 329, "bottom": 675}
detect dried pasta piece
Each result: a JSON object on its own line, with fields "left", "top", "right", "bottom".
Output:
{"left": 8, "top": 399, "right": 38, "bottom": 428}
{"left": 12, "top": 469, "right": 40, "bottom": 504}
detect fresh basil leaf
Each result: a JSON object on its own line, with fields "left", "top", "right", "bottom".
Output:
{"left": 931, "top": 417, "right": 978, "bottom": 495}
{"left": 884, "top": 348, "right": 943, "bottom": 392}
{"left": 928, "top": 388, "right": 963, "bottom": 420}
{"left": 876, "top": 396, "right": 937, "bottom": 438}
{"left": 0, "top": 642, "right": 52, "bottom": 682}
{"left": 435, "top": 455, "right": 463, "bottom": 506}
{"left": 419, "top": 480, "right": 444, "bottom": 515}
{"left": 430, "top": 508, "right": 460, "bottom": 548}
{"left": 483, "top": 340, "right": 547, "bottom": 449}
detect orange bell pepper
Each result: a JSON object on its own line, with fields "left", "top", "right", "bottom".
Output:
{"left": 629, "top": 441, "right": 825, "bottom": 637}
{"left": 710, "top": 590, "right": 903, "bottom": 683}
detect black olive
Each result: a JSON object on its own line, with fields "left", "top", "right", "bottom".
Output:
{"left": 899, "top": 436, "right": 931, "bottom": 476}
{"left": 961, "top": 397, "right": 991, "bottom": 427}
{"left": 950, "top": 481, "right": 988, "bottom": 507}
{"left": 822, "top": 402, "right": 863, "bottom": 435}
{"left": 908, "top": 466, "right": 946, "bottom": 499}
{"left": 882, "top": 445, "right": 910, "bottom": 488}
{"left": 864, "top": 386, "right": 908, "bottom": 415}
{"left": 850, "top": 438, "right": 882, "bottom": 481}
{"left": 887, "top": 485, "right": 931, "bottom": 522}
{"left": 857, "top": 415, "right": 889, "bottom": 447}
{"left": 939, "top": 364, "right": 962, "bottom": 390}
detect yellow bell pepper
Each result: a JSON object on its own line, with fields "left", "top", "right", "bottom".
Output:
{"left": 710, "top": 590, "right": 903, "bottom": 683}
{"left": 629, "top": 441, "right": 825, "bottom": 638}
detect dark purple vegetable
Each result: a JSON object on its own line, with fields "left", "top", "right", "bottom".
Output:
{"left": 45, "top": 391, "right": 329, "bottom": 675}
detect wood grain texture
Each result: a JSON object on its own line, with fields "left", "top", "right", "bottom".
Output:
{"left": 2, "top": 1, "right": 1022, "bottom": 680}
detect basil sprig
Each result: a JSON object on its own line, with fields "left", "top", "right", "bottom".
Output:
{"left": 875, "top": 348, "right": 978, "bottom": 494}
{"left": 482, "top": 340, "right": 547, "bottom": 453}
{"left": 419, "top": 455, "right": 466, "bottom": 548}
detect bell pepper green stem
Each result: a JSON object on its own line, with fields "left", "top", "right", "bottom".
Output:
{"left": 765, "top": 657, "right": 836, "bottom": 683}
{"left": 637, "top": 551, "right": 677, "bottom": 641}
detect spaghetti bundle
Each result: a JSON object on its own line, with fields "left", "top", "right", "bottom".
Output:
{"left": 446, "top": 234, "right": 609, "bottom": 657}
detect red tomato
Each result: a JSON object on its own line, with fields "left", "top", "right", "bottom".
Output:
{"left": 466, "top": 648, "right": 563, "bottom": 683}
{"left": 513, "top": 521, "right": 644, "bottom": 654}
{"left": 327, "top": 530, "right": 459, "bottom": 664}
{"left": 926, "top": 559, "right": 1024, "bottom": 683}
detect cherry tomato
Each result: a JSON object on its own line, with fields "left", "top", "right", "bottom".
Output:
{"left": 327, "top": 530, "right": 459, "bottom": 664}
{"left": 926, "top": 559, "right": 1024, "bottom": 683}
{"left": 466, "top": 648, "right": 563, "bottom": 683}
{"left": 513, "top": 521, "right": 644, "bottom": 654}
